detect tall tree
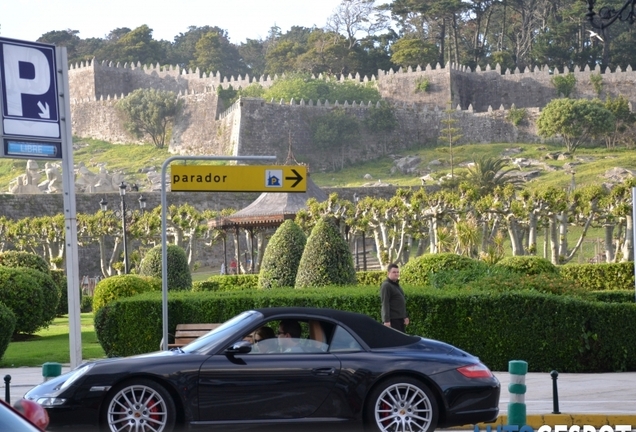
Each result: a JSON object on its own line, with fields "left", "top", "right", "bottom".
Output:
{"left": 326, "top": 0, "right": 388, "bottom": 49}
{"left": 96, "top": 25, "right": 164, "bottom": 65}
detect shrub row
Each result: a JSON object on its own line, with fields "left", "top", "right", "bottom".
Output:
{"left": 94, "top": 285, "right": 636, "bottom": 372}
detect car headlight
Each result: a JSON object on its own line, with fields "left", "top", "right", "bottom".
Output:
{"left": 36, "top": 397, "right": 66, "bottom": 407}
{"left": 59, "top": 363, "right": 94, "bottom": 391}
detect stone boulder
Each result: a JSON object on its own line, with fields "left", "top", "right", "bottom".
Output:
{"left": 393, "top": 156, "right": 422, "bottom": 174}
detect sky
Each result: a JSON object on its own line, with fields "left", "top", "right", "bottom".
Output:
{"left": 0, "top": 0, "right": 345, "bottom": 44}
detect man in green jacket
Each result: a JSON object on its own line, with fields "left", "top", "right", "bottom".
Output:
{"left": 380, "top": 263, "right": 409, "bottom": 332}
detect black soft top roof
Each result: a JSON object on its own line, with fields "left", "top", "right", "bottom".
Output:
{"left": 254, "top": 307, "right": 420, "bottom": 349}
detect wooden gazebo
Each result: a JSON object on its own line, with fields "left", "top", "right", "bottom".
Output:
{"left": 208, "top": 175, "right": 327, "bottom": 273}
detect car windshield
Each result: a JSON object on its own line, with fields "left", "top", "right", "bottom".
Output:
{"left": 181, "top": 310, "right": 262, "bottom": 354}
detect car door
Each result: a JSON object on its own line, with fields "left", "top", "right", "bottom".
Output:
{"left": 197, "top": 351, "right": 341, "bottom": 421}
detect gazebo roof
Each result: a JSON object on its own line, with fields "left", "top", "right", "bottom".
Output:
{"left": 209, "top": 175, "right": 327, "bottom": 230}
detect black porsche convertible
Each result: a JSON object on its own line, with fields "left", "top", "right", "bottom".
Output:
{"left": 24, "top": 307, "right": 500, "bottom": 432}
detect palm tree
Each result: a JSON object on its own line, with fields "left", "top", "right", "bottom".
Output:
{"left": 465, "top": 156, "right": 524, "bottom": 195}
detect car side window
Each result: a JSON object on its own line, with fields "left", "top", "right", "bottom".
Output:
{"left": 329, "top": 325, "right": 363, "bottom": 352}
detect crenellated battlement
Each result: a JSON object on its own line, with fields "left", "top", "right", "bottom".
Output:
{"left": 68, "top": 56, "right": 636, "bottom": 112}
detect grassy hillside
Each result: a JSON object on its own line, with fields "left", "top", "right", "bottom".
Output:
{"left": 312, "top": 142, "right": 635, "bottom": 192}
{"left": 0, "top": 138, "right": 632, "bottom": 193}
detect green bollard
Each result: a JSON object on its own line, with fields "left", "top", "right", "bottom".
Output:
{"left": 42, "top": 362, "right": 62, "bottom": 382}
{"left": 507, "top": 360, "right": 528, "bottom": 427}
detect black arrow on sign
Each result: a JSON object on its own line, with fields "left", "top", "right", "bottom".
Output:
{"left": 285, "top": 169, "right": 304, "bottom": 188}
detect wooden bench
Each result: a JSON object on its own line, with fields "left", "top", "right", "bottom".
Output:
{"left": 168, "top": 323, "right": 221, "bottom": 348}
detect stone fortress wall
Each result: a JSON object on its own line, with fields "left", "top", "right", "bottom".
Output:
{"left": 67, "top": 59, "right": 636, "bottom": 171}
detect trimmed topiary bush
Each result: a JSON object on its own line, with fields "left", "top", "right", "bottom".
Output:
{"left": 401, "top": 253, "right": 488, "bottom": 287}
{"left": 93, "top": 274, "right": 159, "bottom": 313}
{"left": 139, "top": 244, "right": 192, "bottom": 290}
{"left": 0, "top": 267, "right": 46, "bottom": 334}
{"left": 51, "top": 269, "right": 76, "bottom": 316}
{"left": 494, "top": 256, "right": 558, "bottom": 275}
{"left": 0, "top": 301, "right": 15, "bottom": 360}
{"left": 0, "top": 251, "right": 59, "bottom": 324}
{"left": 80, "top": 295, "right": 93, "bottom": 312}
{"left": 19, "top": 268, "right": 59, "bottom": 327}
{"left": 0, "top": 251, "right": 50, "bottom": 274}
{"left": 295, "top": 217, "right": 356, "bottom": 288}
{"left": 259, "top": 220, "right": 307, "bottom": 289}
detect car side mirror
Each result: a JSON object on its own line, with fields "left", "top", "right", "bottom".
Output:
{"left": 225, "top": 341, "right": 252, "bottom": 355}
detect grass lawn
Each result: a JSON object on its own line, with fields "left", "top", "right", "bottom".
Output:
{"left": 0, "top": 313, "right": 105, "bottom": 367}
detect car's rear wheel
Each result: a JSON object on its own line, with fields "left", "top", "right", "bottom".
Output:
{"left": 101, "top": 378, "right": 176, "bottom": 432}
{"left": 365, "top": 376, "right": 438, "bottom": 432}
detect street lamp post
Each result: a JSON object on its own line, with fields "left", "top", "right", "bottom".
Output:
{"left": 585, "top": 0, "right": 636, "bottom": 29}
{"left": 99, "top": 183, "right": 146, "bottom": 274}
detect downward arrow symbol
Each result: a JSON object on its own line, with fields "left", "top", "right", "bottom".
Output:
{"left": 37, "top": 101, "right": 50, "bottom": 119}
{"left": 285, "top": 169, "right": 304, "bottom": 188}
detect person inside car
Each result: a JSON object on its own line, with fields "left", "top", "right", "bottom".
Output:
{"left": 277, "top": 320, "right": 304, "bottom": 353}
{"left": 252, "top": 326, "right": 277, "bottom": 353}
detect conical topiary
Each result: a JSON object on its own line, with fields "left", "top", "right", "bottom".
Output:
{"left": 259, "top": 220, "right": 306, "bottom": 289}
{"left": 295, "top": 217, "right": 356, "bottom": 288}
{"left": 138, "top": 244, "right": 192, "bottom": 290}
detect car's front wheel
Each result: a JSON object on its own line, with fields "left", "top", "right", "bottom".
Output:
{"left": 365, "top": 376, "right": 438, "bottom": 432}
{"left": 101, "top": 378, "right": 176, "bottom": 432}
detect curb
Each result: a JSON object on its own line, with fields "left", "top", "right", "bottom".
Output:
{"left": 456, "top": 414, "right": 636, "bottom": 429}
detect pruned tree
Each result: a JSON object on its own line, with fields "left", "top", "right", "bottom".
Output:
{"left": 116, "top": 88, "right": 181, "bottom": 149}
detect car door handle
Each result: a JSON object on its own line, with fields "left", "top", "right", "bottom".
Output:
{"left": 312, "top": 367, "right": 336, "bottom": 376}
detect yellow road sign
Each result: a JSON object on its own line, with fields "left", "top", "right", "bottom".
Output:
{"left": 171, "top": 165, "right": 307, "bottom": 192}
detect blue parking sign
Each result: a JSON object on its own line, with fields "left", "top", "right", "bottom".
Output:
{"left": 0, "top": 38, "right": 60, "bottom": 139}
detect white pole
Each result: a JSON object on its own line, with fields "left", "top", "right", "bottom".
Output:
{"left": 58, "top": 46, "right": 82, "bottom": 369}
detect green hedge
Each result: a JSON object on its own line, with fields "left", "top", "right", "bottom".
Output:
{"left": 93, "top": 285, "right": 636, "bottom": 372}
{"left": 356, "top": 271, "right": 385, "bottom": 286}
{"left": 401, "top": 253, "right": 488, "bottom": 286}
{"left": 559, "top": 262, "right": 634, "bottom": 291}
{"left": 583, "top": 290, "right": 634, "bottom": 303}
{"left": 93, "top": 274, "right": 159, "bottom": 313}
{"left": 495, "top": 256, "right": 558, "bottom": 275}
{"left": 206, "top": 274, "right": 259, "bottom": 291}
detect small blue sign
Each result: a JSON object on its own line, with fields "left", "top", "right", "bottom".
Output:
{"left": 4, "top": 139, "right": 61, "bottom": 159}
{"left": 265, "top": 170, "right": 283, "bottom": 187}
{"left": 0, "top": 38, "right": 60, "bottom": 139}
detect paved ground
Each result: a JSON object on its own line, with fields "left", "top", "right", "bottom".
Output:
{"left": 1, "top": 366, "right": 635, "bottom": 428}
